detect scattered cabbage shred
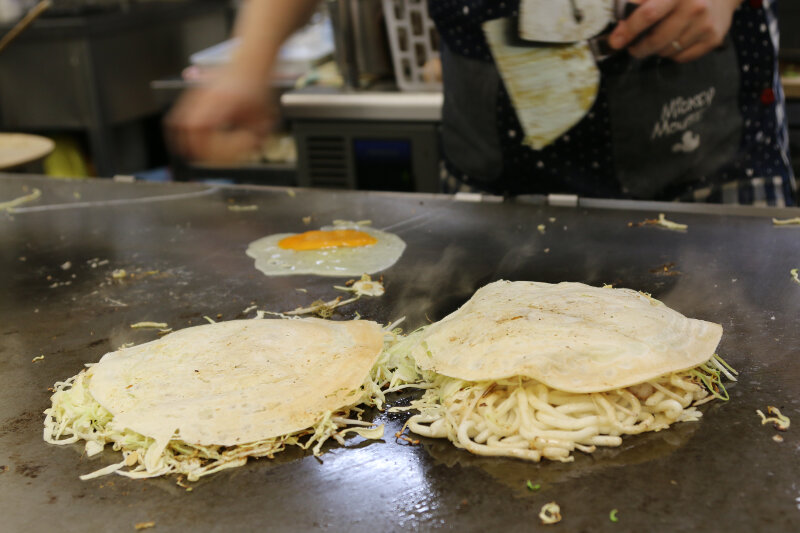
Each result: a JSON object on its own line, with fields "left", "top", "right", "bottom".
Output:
{"left": 772, "top": 217, "right": 800, "bottom": 226}
{"left": 756, "top": 406, "right": 790, "bottom": 431}
{"left": 539, "top": 502, "right": 562, "bottom": 525}
{"left": 0, "top": 187, "right": 42, "bottom": 212}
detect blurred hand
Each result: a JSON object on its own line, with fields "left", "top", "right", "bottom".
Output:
{"left": 166, "top": 76, "right": 274, "bottom": 165}
{"left": 609, "top": 0, "right": 742, "bottom": 63}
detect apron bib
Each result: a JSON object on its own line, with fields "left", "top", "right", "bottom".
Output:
{"left": 603, "top": 38, "right": 742, "bottom": 199}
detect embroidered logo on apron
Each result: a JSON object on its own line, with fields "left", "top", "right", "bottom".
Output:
{"left": 603, "top": 39, "right": 742, "bottom": 198}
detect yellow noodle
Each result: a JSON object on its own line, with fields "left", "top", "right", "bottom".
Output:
{"left": 406, "top": 370, "right": 721, "bottom": 462}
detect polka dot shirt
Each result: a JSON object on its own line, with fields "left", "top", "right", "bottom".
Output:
{"left": 430, "top": 0, "right": 796, "bottom": 205}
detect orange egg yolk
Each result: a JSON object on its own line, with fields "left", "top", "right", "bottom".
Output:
{"left": 278, "top": 229, "right": 378, "bottom": 251}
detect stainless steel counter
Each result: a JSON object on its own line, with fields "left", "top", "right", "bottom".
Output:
{"left": 281, "top": 87, "right": 443, "bottom": 121}
{"left": 1, "top": 174, "right": 799, "bottom": 532}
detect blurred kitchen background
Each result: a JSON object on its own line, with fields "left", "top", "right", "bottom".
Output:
{"left": 0, "top": 0, "right": 798, "bottom": 192}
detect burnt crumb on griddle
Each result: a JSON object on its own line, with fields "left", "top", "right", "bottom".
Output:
{"left": 649, "top": 263, "right": 681, "bottom": 276}
{"left": 394, "top": 432, "right": 420, "bottom": 446}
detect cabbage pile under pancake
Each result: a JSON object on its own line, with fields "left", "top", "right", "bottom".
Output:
{"left": 44, "top": 318, "right": 403, "bottom": 481}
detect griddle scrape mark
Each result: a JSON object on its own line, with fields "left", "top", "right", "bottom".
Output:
{"left": 0, "top": 410, "right": 40, "bottom": 438}
{"left": 16, "top": 463, "right": 44, "bottom": 478}
{"left": 88, "top": 338, "right": 108, "bottom": 348}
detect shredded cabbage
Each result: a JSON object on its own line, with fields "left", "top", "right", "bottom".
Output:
{"left": 539, "top": 502, "right": 562, "bottom": 525}
{"left": 756, "top": 406, "right": 790, "bottom": 431}
{"left": 334, "top": 274, "right": 386, "bottom": 297}
{"left": 772, "top": 217, "right": 800, "bottom": 226}
{"left": 130, "top": 322, "right": 168, "bottom": 329}
{"left": 0, "top": 187, "right": 41, "bottom": 212}
{"left": 628, "top": 213, "right": 688, "bottom": 231}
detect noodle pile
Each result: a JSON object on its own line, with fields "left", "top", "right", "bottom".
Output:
{"left": 403, "top": 356, "right": 734, "bottom": 462}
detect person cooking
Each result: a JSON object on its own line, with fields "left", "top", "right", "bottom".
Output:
{"left": 167, "top": 0, "right": 796, "bottom": 206}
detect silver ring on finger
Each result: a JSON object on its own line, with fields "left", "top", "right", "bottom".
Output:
{"left": 671, "top": 40, "right": 683, "bottom": 52}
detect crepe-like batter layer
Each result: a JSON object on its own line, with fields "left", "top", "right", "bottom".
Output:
{"left": 89, "top": 318, "right": 384, "bottom": 446}
{"left": 411, "top": 281, "right": 723, "bottom": 393}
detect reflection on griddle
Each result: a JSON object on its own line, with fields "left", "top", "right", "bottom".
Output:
{"left": 419, "top": 418, "right": 700, "bottom": 498}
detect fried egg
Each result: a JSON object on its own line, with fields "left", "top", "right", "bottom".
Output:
{"left": 246, "top": 221, "right": 406, "bottom": 277}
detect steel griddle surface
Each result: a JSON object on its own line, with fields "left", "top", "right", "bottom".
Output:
{"left": 1, "top": 175, "right": 799, "bottom": 532}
